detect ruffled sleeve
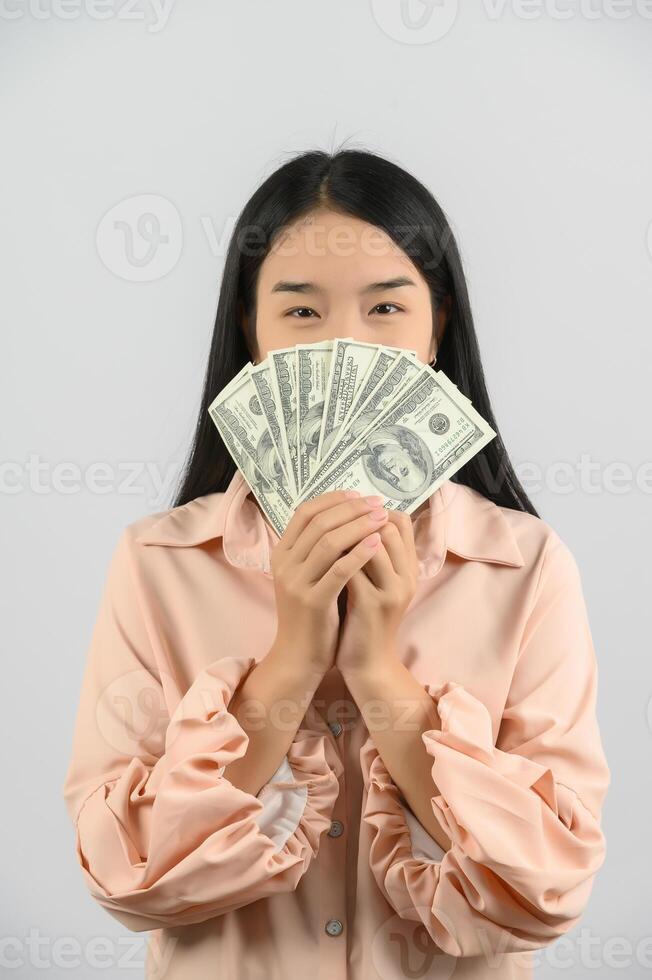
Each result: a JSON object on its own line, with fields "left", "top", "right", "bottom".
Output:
{"left": 360, "top": 532, "right": 610, "bottom": 959}
{"left": 62, "top": 528, "right": 341, "bottom": 932}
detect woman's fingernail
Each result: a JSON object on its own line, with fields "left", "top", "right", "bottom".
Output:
{"left": 365, "top": 533, "right": 381, "bottom": 547}
{"left": 344, "top": 490, "right": 360, "bottom": 498}
{"left": 369, "top": 508, "right": 387, "bottom": 521}
{"left": 364, "top": 495, "right": 383, "bottom": 505}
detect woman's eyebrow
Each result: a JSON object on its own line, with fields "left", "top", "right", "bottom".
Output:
{"left": 362, "top": 277, "right": 416, "bottom": 293}
{"left": 270, "top": 276, "right": 416, "bottom": 295}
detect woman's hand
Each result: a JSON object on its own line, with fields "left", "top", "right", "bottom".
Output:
{"left": 270, "top": 490, "right": 392, "bottom": 676}
{"left": 336, "top": 509, "right": 419, "bottom": 678}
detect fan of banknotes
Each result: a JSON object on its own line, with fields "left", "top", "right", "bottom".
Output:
{"left": 207, "top": 337, "right": 496, "bottom": 537}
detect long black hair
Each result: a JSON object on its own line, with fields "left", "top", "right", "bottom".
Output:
{"left": 172, "top": 147, "right": 538, "bottom": 518}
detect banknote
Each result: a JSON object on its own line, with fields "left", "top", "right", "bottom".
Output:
{"left": 207, "top": 338, "right": 495, "bottom": 534}
{"left": 206, "top": 401, "right": 292, "bottom": 536}
{"left": 342, "top": 343, "right": 417, "bottom": 430}
{"left": 267, "top": 347, "right": 301, "bottom": 498}
{"left": 296, "top": 342, "right": 333, "bottom": 490}
{"left": 300, "top": 352, "right": 423, "bottom": 494}
{"left": 316, "top": 338, "right": 382, "bottom": 463}
{"left": 295, "top": 363, "right": 496, "bottom": 515}
{"left": 207, "top": 371, "right": 295, "bottom": 529}
{"left": 248, "top": 360, "right": 294, "bottom": 490}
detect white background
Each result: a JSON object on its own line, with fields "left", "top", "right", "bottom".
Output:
{"left": 1, "top": 2, "right": 651, "bottom": 976}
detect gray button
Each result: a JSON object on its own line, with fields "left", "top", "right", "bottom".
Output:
{"left": 325, "top": 918, "right": 343, "bottom": 937}
{"left": 328, "top": 721, "right": 343, "bottom": 738}
{"left": 328, "top": 819, "right": 344, "bottom": 838}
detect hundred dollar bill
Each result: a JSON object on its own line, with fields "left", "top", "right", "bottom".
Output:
{"left": 248, "top": 360, "right": 294, "bottom": 490}
{"left": 341, "top": 343, "right": 417, "bottom": 429}
{"left": 313, "top": 364, "right": 486, "bottom": 490}
{"left": 316, "top": 338, "right": 382, "bottom": 463}
{"left": 300, "top": 352, "right": 423, "bottom": 496}
{"left": 295, "top": 339, "right": 415, "bottom": 492}
{"left": 337, "top": 344, "right": 417, "bottom": 443}
{"left": 296, "top": 341, "right": 333, "bottom": 490}
{"left": 295, "top": 364, "right": 497, "bottom": 516}
{"left": 207, "top": 372, "right": 295, "bottom": 519}
{"left": 206, "top": 403, "right": 292, "bottom": 536}
{"left": 267, "top": 346, "right": 301, "bottom": 498}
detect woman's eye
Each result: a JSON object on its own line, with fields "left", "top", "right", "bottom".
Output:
{"left": 287, "top": 307, "right": 318, "bottom": 318}
{"left": 371, "top": 303, "right": 402, "bottom": 315}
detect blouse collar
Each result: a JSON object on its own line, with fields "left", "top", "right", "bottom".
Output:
{"left": 136, "top": 468, "right": 524, "bottom": 579}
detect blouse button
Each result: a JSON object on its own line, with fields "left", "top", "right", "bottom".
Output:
{"left": 328, "top": 819, "right": 344, "bottom": 838}
{"left": 325, "top": 918, "right": 344, "bottom": 937}
{"left": 328, "top": 721, "right": 343, "bottom": 738}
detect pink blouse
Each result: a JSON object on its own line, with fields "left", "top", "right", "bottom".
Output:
{"left": 62, "top": 468, "right": 610, "bottom": 979}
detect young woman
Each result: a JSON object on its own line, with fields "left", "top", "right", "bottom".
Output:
{"left": 63, "top": 148, "right": 610, "bottom": 979}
